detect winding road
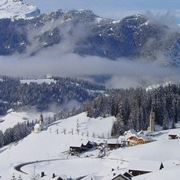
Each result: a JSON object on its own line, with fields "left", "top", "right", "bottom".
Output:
{"left": 14, "top": 158, "right": 67, "bottom": 175}
{"left": 14, "top": 155, "right": 128, "bottom": 177}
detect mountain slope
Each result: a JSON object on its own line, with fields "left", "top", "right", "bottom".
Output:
{"left": 0, "top": 76, "right": 105, "bottom": 115}
{"left": 0, "top": 112, "right": 116, "bottom": 179}
{"left": 0, "top": 7, "right": 179, "bottom": 65}
{"left": 0, "top": 0, "right": 40, "bottom": 19}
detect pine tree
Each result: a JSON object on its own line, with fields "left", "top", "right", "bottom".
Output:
{"left": 11, "top": 174, "right": 16, "bottom": 180}
{"left": 18, "top": 175, "right": 23, "bottom": 180}
{"left": 0, "top": 130, "right": 4, "bottom": 147}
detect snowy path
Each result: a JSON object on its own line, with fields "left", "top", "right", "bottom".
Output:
{"left": 14, "top": 158, "right": 67, "bottom": 175}
{"left": 14, "top": 156, "right": 127, "bottom": 178}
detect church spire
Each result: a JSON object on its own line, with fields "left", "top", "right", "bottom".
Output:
{"left": 148, "top": 109, "right": 155, "bottom": 132}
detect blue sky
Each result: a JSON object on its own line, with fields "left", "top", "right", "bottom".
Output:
{"left": 25, "top": 0, "right": 180, "bottom": 22}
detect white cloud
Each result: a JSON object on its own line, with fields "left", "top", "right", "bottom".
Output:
{"left": 0, "top": 49, "right": 179, "bottom": 89}
{"left": 0, "top": 7, "right": 180, "bottom": 89}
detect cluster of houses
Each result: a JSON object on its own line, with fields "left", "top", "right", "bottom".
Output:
{"left": 69, "top": 112, "right": 156, "bottom": 156}
{"left": 75, "top": 161, "right": 165, "bottom": 180}
{"left": 70, "top": 110, "right": 157, "bottom": 156}
{"left": 35, "top": 160, "right": 165, "bottom": 180}
{"left": 69, "top": 141, "right": 97, "bottom": 156}
{"left": 69, "top": 129, "right": 153, "bottom": 157}
{"left": 34, "top": 114, "right": 44, "bottom": 133}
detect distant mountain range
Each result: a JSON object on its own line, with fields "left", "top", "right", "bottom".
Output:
{"left": 0, "top": 1, "right": 180, "bottom": 66}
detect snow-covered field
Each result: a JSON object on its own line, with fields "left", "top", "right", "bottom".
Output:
{"left": 50, "top": 112, "right": 115, "bottom": 138}
{"left": 20, "top": 78, "right": 56, "bottom": 85}
{"left": 0, "top": 110, "right": 54, "bottom": 132}
{"left": 22, "top": 158, "right": 120, "bottom": 179}
{"left": 0, "top": 112, "right": 180, "bottom": 180}
{"left": 0, "top": 112, "right": 116, "bottom": 179}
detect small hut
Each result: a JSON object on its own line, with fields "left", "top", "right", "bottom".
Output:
{"left": 168, "top": 133, "right": 179, "bottom": 140}
{"left": 70, "top": 141, "right": 97, "bottom": 155}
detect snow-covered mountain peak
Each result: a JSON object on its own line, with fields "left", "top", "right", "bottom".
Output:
{"left": 0, "top": 0, "right": 40, "bottom": 19}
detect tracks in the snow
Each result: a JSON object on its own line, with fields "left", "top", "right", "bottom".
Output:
{"left": 14, "top": 158, "right": 66, "bottom": 175}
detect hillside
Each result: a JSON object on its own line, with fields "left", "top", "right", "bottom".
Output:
{"left": 0, "top": 112, "right": 116, "bottom": 179}
{"left": 86, "top": 84, "right": 180, "bottom": 135}
{"left": 0, "top": 112, "right": 180, "bottom": 179}
{"left": 0, "top": 110, "right": 54, "bottom": 132}
{"left": 0, "top": 6, "right": 179, "bottom": 65}
{"left": 0, "top": 76, "right": 104, "bottom": 115}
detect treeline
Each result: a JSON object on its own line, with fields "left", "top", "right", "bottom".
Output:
{"left": 0, "top": 108, "right": 84, "bottom": 149}
{"left": 0, "top": 76, "right": 104, "bottom": 115}
{"left": 85, "top": 84, "right": 180, "bottom": 136}
{"left": 0, "top": 122, "right": 34, "bottom": 148}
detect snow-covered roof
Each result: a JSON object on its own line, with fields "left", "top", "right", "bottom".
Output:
{"left": 124, "top": 129, "right": 152, "bottom": 141}
{"left": 168, "top": 132, "right": 179, "bottom": 136}
{"left": 70, "top": 139, "right": 89, "bottom": 147}
{"left": 118, "top": 136, "right": 126, "bottom": 142}
{"left": 106, "top": 139, "right": 120, "bottom": 144}
{"left": 20, "top": 78, "right": 56, "bottom": 85}
{"left": 124, "top": 129, "right": 137, "bottom": 138}
{"left": 34, "top": 123, "right": 40, "bottom": 129}
{"left": 128, "top": 160, "right": 162, "bottom": 172}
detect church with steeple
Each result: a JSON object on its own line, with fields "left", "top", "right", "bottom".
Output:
{"left": 34, "top": 114, "right": 44, "bottom": 133}
{"left": 147, "top": 110, "right": 155, "bottom": 132}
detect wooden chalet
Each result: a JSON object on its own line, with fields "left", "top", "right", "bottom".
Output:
{"left": 98, "top": 139, "right": 125, "bottom": 150}
{"left": 70, "top": 141, "right": 97, "bottom": 155}
{"left": 127, "top": 135, "right": 152, "bottom": 146}
{"left": 124, "top": 129, "right": 152, "bottom": 146}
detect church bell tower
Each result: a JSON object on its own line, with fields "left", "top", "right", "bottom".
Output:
{"left": 148, "top": 110, "right": 155, "bottom": 132}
